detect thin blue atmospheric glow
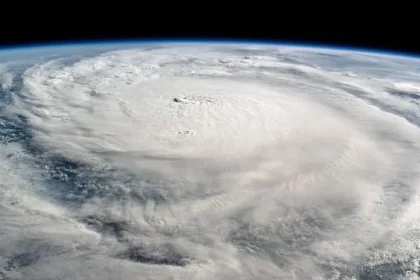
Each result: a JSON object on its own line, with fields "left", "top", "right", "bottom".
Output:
{"left": 0, "top": 38, "right": 419, "bottom": 61}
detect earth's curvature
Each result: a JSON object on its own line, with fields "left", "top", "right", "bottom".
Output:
{"left": 1, "top": 41, "right": 420, "bottom": 280}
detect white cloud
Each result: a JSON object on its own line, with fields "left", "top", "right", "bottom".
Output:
{"left": 1, "top": 44, "right": 420, "bottom": 279}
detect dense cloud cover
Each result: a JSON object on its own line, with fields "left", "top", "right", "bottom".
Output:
{"left": 1, "top": 43, "right": 420, "bottom": 279}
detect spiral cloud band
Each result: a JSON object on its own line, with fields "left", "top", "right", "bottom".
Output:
{"left": 1, "top": 43, "right": 420, "bottom": 279}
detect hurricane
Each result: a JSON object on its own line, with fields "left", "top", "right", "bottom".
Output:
{"left": 1, "top": 42, "right": 420, "bottom": 280}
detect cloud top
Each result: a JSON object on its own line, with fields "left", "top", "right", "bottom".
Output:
{"left": 1, "top": 44, "right": 420, "bottom": 279}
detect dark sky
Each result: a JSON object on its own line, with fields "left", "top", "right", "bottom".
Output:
{"left": 0, "top": 13, "right": 417, "bottom": 56}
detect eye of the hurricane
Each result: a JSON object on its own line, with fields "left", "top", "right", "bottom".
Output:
{"left": 173, "top": 95, "right": 215, "bottom": 105}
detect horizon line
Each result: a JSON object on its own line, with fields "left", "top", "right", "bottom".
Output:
{"left": 0, "top": 38, "right": 418, "bottom": 60}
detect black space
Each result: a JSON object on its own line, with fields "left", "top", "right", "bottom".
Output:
{"left": 0, "top": 12, "right": 418, "bottom": 56}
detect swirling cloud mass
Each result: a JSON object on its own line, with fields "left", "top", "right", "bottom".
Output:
{"left": 1, "top": 43, "right": 420, "bottom": 280}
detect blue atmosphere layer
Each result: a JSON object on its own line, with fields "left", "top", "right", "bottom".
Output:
{"left": 0, "top": 38, "right": 419, "bottom": 60}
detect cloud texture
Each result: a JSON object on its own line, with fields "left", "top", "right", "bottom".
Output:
{"left": 1, "top": 43, "right": 420, "bottom": 279}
